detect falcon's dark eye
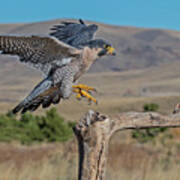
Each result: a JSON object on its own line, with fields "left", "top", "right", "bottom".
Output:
{"left": 104, "top": 44, "right": 109, "bottom": 49}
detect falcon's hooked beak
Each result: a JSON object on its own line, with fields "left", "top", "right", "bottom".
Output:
{"left": 98, "top": 45, "right": 116, "bottom": 57}
{"left": 106, "top": 45, "right": 116, "bottom": 56}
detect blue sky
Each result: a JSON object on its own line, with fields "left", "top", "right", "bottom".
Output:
{"left": 0, "top": 0, "right": 180, "bottom": 30}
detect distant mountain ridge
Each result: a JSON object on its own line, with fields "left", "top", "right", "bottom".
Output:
{"left": 1, "top": 19, "right": 180, "bottom": 73}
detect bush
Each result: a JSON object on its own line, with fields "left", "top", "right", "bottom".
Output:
{"left": 0, "top": 108, "right": 75, "bottom": 144}
{"left": 132, "top": 103, "right": 170, "bottom": 144}
{"left": 143, "top": 103, "right": 159, "bottom": 112}
{"left": 132, "top": 126, "right": 167, "bottom": 143}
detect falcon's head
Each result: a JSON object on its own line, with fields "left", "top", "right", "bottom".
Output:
{"left": 84, "top": 39, "right": 116, "bottom": 57}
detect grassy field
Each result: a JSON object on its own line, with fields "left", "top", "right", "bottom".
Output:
{"left": 0, "top": 130, "right": 180, "bottom": 180}
{"left": 1, "top": 61, "right": 180, "bottom": 179}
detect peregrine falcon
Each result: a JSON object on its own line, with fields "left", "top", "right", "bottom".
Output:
{"left": 0, "top": 19, "right": 116, "bottom": 114}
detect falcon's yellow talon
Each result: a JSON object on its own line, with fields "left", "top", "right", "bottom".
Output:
{"left": 80, "top": 90, "right": 97, "bottom": 104}
{"left": 72, "top": 84, "right": 97, "bottom": 104}
{"left": 72, "top": 84, "right": 96, "bottom": 92}
{"left": 73, "top": 88, "right": 80, "bottom": 94}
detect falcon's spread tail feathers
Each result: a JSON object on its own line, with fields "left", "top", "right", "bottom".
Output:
{"left": 12, "top": 78, "right": 61, "bottom": 114}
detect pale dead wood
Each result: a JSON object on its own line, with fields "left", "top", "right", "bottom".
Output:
{"left": 73, "top": 110, "right": 180, "bottom": 180}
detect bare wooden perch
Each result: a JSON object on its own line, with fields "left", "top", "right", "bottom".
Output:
{"left": 73, "top": 110, "right": 180, "bottom": 180}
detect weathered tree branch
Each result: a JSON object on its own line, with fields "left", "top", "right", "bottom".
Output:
{"left": 73, "top": 110, "right": 180, "bottom": 180}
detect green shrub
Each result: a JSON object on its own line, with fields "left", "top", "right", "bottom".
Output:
{"left": 132, "top": 103, "right": 170, "bottom": 144}
{"left": 132, "top": 126, "right": 168, "bottom": 143}
{"left": 143, "top": 103, "right": 159, "bottom": 112}
{"left": 0, "top": 108, "right": 75, "bottom": 144}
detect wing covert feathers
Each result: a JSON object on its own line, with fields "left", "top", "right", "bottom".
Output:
{"left": 0, "top": 35, "right": 79, "bottom": 74}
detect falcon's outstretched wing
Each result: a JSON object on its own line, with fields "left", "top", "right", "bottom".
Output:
{"left": 50, "top": 19, "right": 86, "bottom": 42}
{"left": 0, "top": 35, "right": 79, "bottom": 75}
{"left": 50, "top": 19, "right": 98, "bottom": 48}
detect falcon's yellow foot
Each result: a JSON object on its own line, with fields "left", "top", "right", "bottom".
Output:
{"left": 72, "top": 84, "right": 97, "bottom": 93}
{"left": 72, "top": 84, "right": 98, "bottom": 104}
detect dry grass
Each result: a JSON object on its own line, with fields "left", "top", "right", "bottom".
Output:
{"left": 107, "top": 135, "right": 180, "bottom": 180}
{"left": 0, "top": 142, "right": 78, "bottom": 180}
{"left": 0, "top": 157, "right": 77, "bottom": 180}
{"left": 0, "top": 136, "right": 180, "bottom": 180}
